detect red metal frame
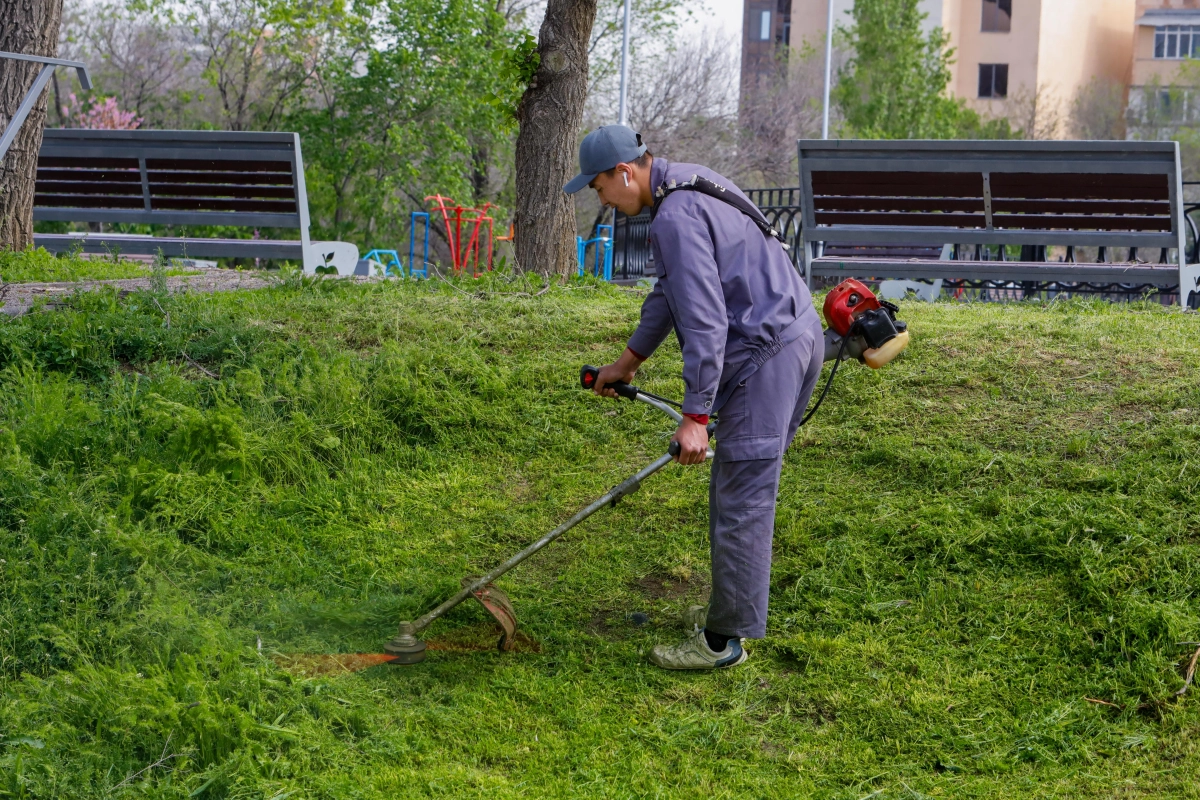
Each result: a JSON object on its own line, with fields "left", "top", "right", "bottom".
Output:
{"left": 424, "top": 195, "right": 497, "bottom": 277}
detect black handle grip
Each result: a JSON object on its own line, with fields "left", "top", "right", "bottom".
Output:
{"left": 580, "top": 365, "right": 638, "bottom": 400}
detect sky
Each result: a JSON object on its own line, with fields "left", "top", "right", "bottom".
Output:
{"left": 679, "top": 0, "right": 744, "bottom": 45}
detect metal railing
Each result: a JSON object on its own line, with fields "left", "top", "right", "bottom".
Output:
{"left": 743, "top": 187, "right": 802, "bottom": 208}
{"left": 611, "top": 211, "right": 652, "bottom": 280}
{"left": 605, "top": 186, "right": 805, "bottom": 281}
{"left": 0, "top": 51, "right": 91, "bottom": 163}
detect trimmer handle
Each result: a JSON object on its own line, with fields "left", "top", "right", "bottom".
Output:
{"left": 668, "top": 426, "right": 716, "bottom": 459}
{"left": 580, "top": 365, "right": 639, "bottom": 400}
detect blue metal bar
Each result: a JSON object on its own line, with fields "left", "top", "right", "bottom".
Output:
{"left": 409, "top": 212, "right": 430, "bottom": 278}
{"left": 577, "top": 226, "right": 617, "bottom": 281}
{"left": 595, "top": 225, "right": 613, "bottom": 281}
{"left": 363, "top": 248, "right": 403, "bottom": 277}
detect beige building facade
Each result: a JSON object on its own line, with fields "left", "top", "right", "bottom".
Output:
{"left": 744, "top": 0, "right": 1139, "bottom": 134}
{"left": 942, "top": 0, "right": 1135, "bottom": 115}
{"left": 1131, "top": 0, "right": 1200, "bottom": 86}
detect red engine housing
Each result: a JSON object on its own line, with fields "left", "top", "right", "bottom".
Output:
{"left": 823, "top": 278, "right": 882, "bottom": 337}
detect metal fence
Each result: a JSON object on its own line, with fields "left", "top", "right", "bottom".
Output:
{"left": 747, "top": 188, "right": 803, "bottom": 272}
{"left": 611, "top": 211, "right": 652, "bottom": 280}
{"left": 607, "top": 186, "right": 805, "bottom": 281}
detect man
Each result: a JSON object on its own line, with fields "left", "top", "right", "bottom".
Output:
{"left": 564, "top": 125, "right": 824, "bottom": 670}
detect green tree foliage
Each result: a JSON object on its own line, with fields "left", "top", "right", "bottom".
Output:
{"left": 60, "top": 0, "right": 530, "bottom": 248}
{"left": 285, "top": 0, "right": 527, "bottom": 244}
{"left": 834, "top": 0, "right": 1014, "bottom": 139}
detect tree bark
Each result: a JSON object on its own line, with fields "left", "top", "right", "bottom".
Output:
{"left": 0, "top": 0, "right": 63, "bottom": 252}
{"left": 514, "top": 0, "right": 596, "bottom": 277}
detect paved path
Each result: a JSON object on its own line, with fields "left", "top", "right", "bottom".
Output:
{"left": 0, "top": 270, "right": 277, "bottom": 317}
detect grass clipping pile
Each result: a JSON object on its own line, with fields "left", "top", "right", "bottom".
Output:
{"left": 1, "top": 267, "right": 1199, "bottom": 798}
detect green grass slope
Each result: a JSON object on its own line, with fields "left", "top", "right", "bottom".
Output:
{"left": 1, "top": 273, "right": 1198, "bottom": 798}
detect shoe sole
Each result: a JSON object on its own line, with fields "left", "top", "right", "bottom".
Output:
{"left": 714, "top": 644, "right": 747, "bottom": 668}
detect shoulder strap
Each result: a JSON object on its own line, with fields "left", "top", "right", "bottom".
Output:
{"left": 651, "top": 174, "right": 790, "bottom": 251}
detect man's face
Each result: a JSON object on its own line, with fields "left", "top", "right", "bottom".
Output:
{"left": 589, "top": 165, "right": 641, "bottom": 216}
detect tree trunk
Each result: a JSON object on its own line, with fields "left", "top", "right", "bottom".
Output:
{"left": 0, "top": 0, "right": 64, "bottom": 252}
{"left": 514, "top": 0, "right": 596, "bottom": 277}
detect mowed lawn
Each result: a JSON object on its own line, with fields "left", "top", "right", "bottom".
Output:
{"left": 1, "top": 269, "right": 1199, "bottom": 798}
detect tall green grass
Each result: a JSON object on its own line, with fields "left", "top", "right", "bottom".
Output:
{"left": 0, "top": 248, "right": 201, "bottom": 283}
{"left": 1, "top": 270, "right": 1198, "bottom": 798}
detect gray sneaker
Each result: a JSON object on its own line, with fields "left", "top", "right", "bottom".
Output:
{"left": 681, "top": 604, "right": 707, "bottom": 631}
{"left": 649, "top": 627, "right": 747, "bottom": 670}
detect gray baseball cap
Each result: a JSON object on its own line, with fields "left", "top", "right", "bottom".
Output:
{"left": 563, "top": 125, "right": 648, "bottom": 194}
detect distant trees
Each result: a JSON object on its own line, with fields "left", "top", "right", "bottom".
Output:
{"left": 48, "top": 0, "right": 531, "bottom": 250}
{"left": 834, "top": 0, "right": 1014, "bottom": 140}
{"left": 1069, "top": 79, "right": 1127, "bottom": 141}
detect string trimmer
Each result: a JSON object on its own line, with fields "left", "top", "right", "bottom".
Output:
{"left": 382, "top": 278, "right": 908, "bottom": 665}
{"left": 383, "top": 368, "right": 708, "bottom": 664}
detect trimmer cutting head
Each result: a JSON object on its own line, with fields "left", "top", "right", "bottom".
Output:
{"left": 384, "top": 623, "right": 428, "bottom": 665}
{"left": 384, "top": 581, "right": 517, "bottom": 665}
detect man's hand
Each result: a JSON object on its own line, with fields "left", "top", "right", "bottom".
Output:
{"left": 671, "top": 416, "right": 710, "bottom": 465}
{"left": 592, "top": 348, "right": 645, "bottom": 399}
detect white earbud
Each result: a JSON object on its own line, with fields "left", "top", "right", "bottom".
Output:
{"left": 623, "top": 172, "right": 629, "bottom": 187}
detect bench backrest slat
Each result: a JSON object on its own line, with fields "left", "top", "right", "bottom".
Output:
{"left": 33, "top": 129, "right": 309, "bottom": 230}
{"left": 796, "top": 139, "right": 1200, "bottom": 307}
{"left": 798, "top": 140, "right": 1183, "bottom": 250}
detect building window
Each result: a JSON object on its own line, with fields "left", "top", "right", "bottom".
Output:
{"left": 1159, "top": 89, "right": 1174, "bottom": 116}
{"left": 978, "top": 64, "right": 1008, "bottom": 98}
{"left": 1155, "top": 26, "right": 1200, "bottom": 59}
{"left": 981, "top": 0, "right": 1011, "bottom": 33}
{"left": 759, "top": 10, "right": 771, "bottom": 41}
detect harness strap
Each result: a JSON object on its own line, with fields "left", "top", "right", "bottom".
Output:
{"left": 651, "top": 174, "right": 790, "bottom": 251}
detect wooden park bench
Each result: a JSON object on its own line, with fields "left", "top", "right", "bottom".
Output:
{"left": 31, "top": 129, "right": 357, "bottom": 273}
{"left": 796, "top": 140, "right": 1199, "bottom": 308}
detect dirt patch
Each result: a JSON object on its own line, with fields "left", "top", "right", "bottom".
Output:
{"left": 587, "top": 613, "right": 617, "bottom": 636}
{"left": 0, "top": 270, "right": 385, "bottom": 317}
{"left": 631, "top": 571, "right": 699, "bottom": 601}
{"left": 1, "top": 270, "right": 276, "bottom": 317}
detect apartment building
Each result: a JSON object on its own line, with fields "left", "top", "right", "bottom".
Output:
{"left": 1132, "top": 1, "right": 1200, "bottom": 87}
{"left": 941, "top": 0, "right": 1134, "bottom": 115}
{"left": 743, "top": 0, "right": 1136, "bottom": 126}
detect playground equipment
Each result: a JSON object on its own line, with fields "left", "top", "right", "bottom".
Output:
{"left": 424, "top": 195, "right": 496, "bottom": 278}
{"left": 408, "top": 212, "right": 430, "bottom": 278}
{"left": 577, "top": 224, "right": 614, "bottom": 281}
{"left": 362, "top": 249, "right": 403, "bottom": 277}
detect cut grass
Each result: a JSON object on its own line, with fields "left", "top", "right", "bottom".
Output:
{"left": 0, "top": 268, "right": 1198, "bottom": 798}
{"left": 0, "top": 248, "right": 201, "bottom": 283}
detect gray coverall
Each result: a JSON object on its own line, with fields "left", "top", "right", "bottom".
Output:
{"left": 627, "top": 158, "right": 824, "bottom": 640}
